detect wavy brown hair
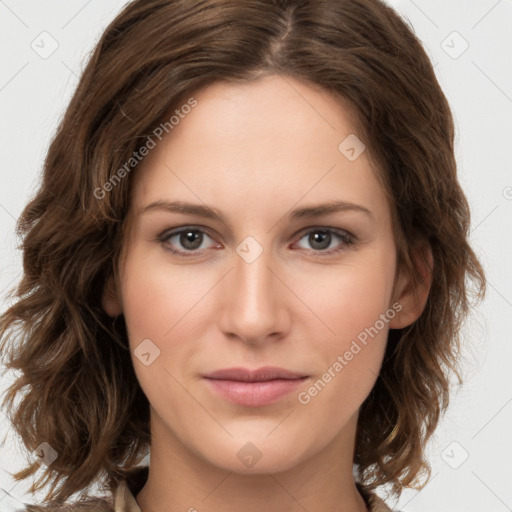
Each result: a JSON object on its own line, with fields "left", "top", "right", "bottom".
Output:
{"left": 0, "top": 0, "right": 486, "bottom": 507}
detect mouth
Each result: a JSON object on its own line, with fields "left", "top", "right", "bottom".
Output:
{"left": 202, "top": 366, "right": 309, "bottom": 407}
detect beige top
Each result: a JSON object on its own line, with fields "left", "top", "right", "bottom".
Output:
{"left": 26, "top": 466, "right": 394, "bottom": 511}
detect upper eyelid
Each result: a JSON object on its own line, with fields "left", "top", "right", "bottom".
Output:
{"left": 159, "top": 224, "right": 353, "bottom": 237}
{"left": 160, "top": 225, "right": 217, "bottom": 242}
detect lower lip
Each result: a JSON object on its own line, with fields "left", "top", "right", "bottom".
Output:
{"left": 204, "top": 378, "right": 307, "bottom": 407}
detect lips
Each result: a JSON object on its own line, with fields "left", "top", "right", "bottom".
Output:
{"left": 202, "top": 366, "right": 309, "bottom": 407}
{"left": 203, "top": 366, "right": 308, "bottom": 382}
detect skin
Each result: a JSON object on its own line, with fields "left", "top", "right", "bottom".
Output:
{"left": 103, "top": 74, "right": 432, "bottom": 512}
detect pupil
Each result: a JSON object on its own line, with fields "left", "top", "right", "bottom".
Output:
{"left": 311, "top": 231, "right": 330, "bottom": 250}
{"left": 182, "top": 230, "right": 201, "bottom": 250}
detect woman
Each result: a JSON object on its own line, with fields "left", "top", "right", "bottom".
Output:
{"left": 0, "top": 0, "right": 486, "bottom": 511}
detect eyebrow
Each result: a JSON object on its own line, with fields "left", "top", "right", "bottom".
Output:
{"left": 140, "top": 199, "right": 374, "bottom": 228}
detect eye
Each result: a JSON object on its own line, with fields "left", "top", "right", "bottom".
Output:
{"left": 158, "top": 226, "right": 355, "bottom": 257}
{"left": 293, "top": 228, "right": 355, "bottom": 255}
{"left": 158, "top": 226, "right": 218, "bottom": 256}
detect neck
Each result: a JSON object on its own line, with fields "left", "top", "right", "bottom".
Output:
{"left": 136, "top": 410, "right": 368, "bottom": 512}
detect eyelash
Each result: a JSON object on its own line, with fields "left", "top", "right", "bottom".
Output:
{"left": 157, "top": 225, "right": 355, "bottom": 257}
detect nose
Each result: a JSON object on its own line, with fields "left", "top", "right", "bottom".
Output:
{"left": 217, "top": 241, "right": 290, "bottom": 345}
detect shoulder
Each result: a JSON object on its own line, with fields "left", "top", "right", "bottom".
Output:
{"left": 20, "top": 466, "right": 148, "bottom": 512}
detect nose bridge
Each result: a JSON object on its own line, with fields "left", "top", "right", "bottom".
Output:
{"left": 219, "top": 235, "right": 286, "bottom": 342}
{"left": 234, "top": 236, "right": 277, "bottom": 316}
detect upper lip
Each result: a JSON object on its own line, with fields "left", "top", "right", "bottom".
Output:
{"left": 202, "top": 366, "right": 308, "bottom": 382}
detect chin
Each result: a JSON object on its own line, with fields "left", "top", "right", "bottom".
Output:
{"left": 191, "top": 430, "right": 313, "bottom": 475}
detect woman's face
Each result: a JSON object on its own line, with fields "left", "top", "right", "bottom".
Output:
{"left": 105, "top": 74, "right": 419, "bottom": 474}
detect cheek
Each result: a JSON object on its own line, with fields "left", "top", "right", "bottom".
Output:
{"left": 298, "top": 247, "right": 396, "bottom": 397}
{"left": 118, "top": 250, "right": 207, "bottom": 405}
{"left": 299, "top": 246, "right": 396, "bottom": 347}
{"left": 119, "top": 247, "right": 207, "bottom": 341}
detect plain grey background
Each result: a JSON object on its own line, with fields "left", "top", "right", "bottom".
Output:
{"left": 0, "top": 1, "right": 511, "bottom": 511}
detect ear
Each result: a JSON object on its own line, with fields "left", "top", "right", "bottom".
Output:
{"left": 102, "top": 274, "right": 123, "bottom": 317}
{"left": 389, "top": 242, "right": 433, "bottom": 329}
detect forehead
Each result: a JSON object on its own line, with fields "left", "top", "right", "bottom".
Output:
{"left": 130, "top": 74, "right": 389, "bottom": 227}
